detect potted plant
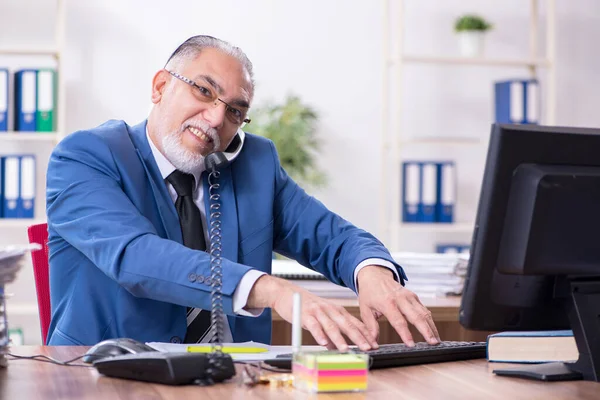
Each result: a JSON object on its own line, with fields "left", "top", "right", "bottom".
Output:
{"left": 248, "top": 94, "right": 326, "bottom": 189}
{"left": 454, "top": 14, "right": 493, "bottom": 57}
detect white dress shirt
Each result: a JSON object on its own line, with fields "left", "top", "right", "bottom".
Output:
{"left": 146, "top": 130, "right": 400, "bottom": 332}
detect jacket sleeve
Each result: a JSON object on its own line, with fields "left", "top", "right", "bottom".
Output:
{"left": 269, "top": 141, "right": 406, "bottom": 292}
{"left": 46, "top": 131, "right": 253, "bottom": 314}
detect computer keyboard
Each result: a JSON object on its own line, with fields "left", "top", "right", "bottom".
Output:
{"left": 264, "top": 341, "right": 487, "bottom": 370}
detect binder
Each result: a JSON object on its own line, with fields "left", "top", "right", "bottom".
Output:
{"left": 36, "top": 69, "right": 55, "bottom": 132}
{"left": 14, "top": 69, "right": 37, "bottom": 131}
{"left": 0, "top": 69, "right": 8, "bottom": 132}
{"left": 1, "top": 156, "right": 20, "bottom": 218}
{"left": 437, "top": 244, "right": 470, "bottom": 254}
{"left": 420, "top": 162, "right": 437, "bottom": 222}
{"left": 402, "top": 162, "right": 420, "bottom": 222}
{"left": 494, "top": 79, "right": 540, "bottom": 124}
{"left": 0, "top": 157, "right": 3, "bottom": 218}
{"left": 436, "top": 161, "right": 455, "bottom": 223}
{"left": 524, "top": 80, "right": 539, "bottom": 124}
{"left": 19, "top": 155, "right": 35, "bottom": 218}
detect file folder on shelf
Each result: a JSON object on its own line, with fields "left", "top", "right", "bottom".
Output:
{"left": 436, "top": 161, "right": 455, "bottom": 223}
{"left": 494, "top": 79, "right": 540, "bottom": 125}
{"left": 0, "top": 159, "right": 3, "bottom": 218}
{"left": 0, "top": 69, "right": 7, "bottom": 132}
{"left": 14, "top": 69, "right": 37, "bottom": 132}
{"left": 36, "top": 69, "right": 56, "bottom": 132}
{"left": 402, "top": 162, "right": 420, "bottom": 222}
{"left": 420, "top": 162, "right": 437, "bottom": 222}
{"left": 19, "top": 155, "right": 35, "bottom": 218}
{"left": 1, "top": 156, "right": 20, "bottom": 218}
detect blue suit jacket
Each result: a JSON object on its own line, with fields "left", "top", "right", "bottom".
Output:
{"left": 46, "top": 120, "right": 404, "bottom": 345}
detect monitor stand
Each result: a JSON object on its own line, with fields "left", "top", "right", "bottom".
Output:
{"left": 493, "top": 278, "right": 600, "bottom": 382}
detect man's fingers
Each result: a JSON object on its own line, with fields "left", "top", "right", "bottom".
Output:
{"left": 315, "top": 310, "right": 349, "bottom": 351}
{"left": 327, "top": 307, "right": 374, "bottom": 351}
{"left": 394, "top": 296, "right": 438, "bottom": 344}
{"left": 303, "top": 315, "right": 330, "bottom": 347}
{"left": 409, "top": 298, "right": 440, "bottom": 343}
{"left": 381, "top": 301, "right": 414, "bottom": 346}
{"left": 360, "top": 307, "right": 380, "bottom": 345}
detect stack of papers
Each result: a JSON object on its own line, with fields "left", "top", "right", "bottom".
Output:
{"left": 271, "top": 252, "right": 469, "bottom": 299}
{"left": 0, "top": 244, "right": 40, "bottom": 367}
{"left": 271, "top": 259, "right": 356, "bottom": 298}
{"left": 392, "top": 252, "right": 469, "bottom": 297}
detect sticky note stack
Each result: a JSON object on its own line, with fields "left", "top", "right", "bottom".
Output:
{"left": 292, "top": 352, "right": 369, "bottom": 393}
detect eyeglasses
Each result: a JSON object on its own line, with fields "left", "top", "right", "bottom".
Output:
{"left": 167, "top": 70, "right": 251, "bottom": 126}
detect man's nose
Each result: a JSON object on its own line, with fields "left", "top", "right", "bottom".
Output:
{"left": 203, "top": 100, "right": 226, "bottom": 130}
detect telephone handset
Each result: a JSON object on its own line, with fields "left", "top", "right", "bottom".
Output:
{"left": 203, "top": 150, "right": 234, "bottom": 381}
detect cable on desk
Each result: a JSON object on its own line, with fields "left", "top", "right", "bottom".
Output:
{"left": 6, "top": 352, "right": 91, "bottom": 367}
{"left": 233, "top": 360, "right": 290, "bottom": 374}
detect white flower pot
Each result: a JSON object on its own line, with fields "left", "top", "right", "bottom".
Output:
{"left": 457, "top": 31, "right": 485, "bottom": 57}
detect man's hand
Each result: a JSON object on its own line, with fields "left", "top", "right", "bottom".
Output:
{"left": 247, "top": 275, "right": 378, "bottom": 351}
{"left": 357, "top": 265, "right": 440, "bottom": 346}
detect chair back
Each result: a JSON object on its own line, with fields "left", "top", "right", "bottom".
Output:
{"left": 27, "top": 223, "right": 50, "bottom": 345}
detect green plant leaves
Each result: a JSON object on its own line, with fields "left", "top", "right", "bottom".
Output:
{"left": 248, "top": 95, "right": 327, "bottom": 188}
{"left": 454, "top": 14, "right": 493, "bottom": 32}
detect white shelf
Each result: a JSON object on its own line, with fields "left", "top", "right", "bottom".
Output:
{"left": 392, "top": 55, "right": 551, "bottom": 68}
{"left": 0, "top": 132, "right": 59, "bottom": 142}
{"left": 0, "top": 47, "right": 60, "bottom": 57}
{"left": 0, "top": 219, "right": 45, "bottom": 229}
{"left": 398, "top": 223, "right": 474, "bottom": 233}
{"left": 4, "top": 303, "right": 39, "bottom": 316}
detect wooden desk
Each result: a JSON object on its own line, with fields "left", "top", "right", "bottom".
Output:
{"left": 1, "top": 346, "right": 598, "bottom": 399}
{"left": 272, "top": 296, "right": 494, "bottom": 345}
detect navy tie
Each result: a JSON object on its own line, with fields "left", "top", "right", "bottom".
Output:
{"left": 166, "top": 170, "right": 213, "bottom": 343}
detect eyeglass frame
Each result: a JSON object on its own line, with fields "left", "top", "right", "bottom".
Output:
{"left": 166, "top": 70, "right": 251, "bottom": 126}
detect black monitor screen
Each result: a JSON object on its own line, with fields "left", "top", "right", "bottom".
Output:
{"left": 459, "top": 123, "right": 600, "bottom": 382}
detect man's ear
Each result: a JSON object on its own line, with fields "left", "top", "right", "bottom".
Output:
{"left": 151, "top": 69, "right": 169, "bottom": 104}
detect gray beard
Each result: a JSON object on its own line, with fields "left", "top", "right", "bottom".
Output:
{"left": 161, "top": 131, "right": 206, "bottom": 175}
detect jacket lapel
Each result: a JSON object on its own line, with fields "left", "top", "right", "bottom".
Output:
{"left": 129, "top": 121, "right": 182, "bottom": 243}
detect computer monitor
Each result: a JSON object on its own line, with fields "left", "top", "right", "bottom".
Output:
{"left": 459, "top": 123, "right": 600, "bottom": 382}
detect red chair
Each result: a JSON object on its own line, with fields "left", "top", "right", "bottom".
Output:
{"left": 27, "top": 223, "right": 51, "bottom": 345}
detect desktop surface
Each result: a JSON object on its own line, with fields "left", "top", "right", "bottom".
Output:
{"left": 2, "top": 346, "right": 599, "bottom": 399}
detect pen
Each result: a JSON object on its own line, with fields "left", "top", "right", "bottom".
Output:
{"left": 186, "top": 346, "right": 268, "bottom": 354}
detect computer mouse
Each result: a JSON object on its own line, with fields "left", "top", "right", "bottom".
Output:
{"left": 82, "top": 338, "right": 157, "bottom": 364}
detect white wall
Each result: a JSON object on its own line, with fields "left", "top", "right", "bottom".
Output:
{"left": 60, "top": 0, "right": 599, "bottom": 246}
{"left": 35, "top": 0, "right": 600, "bottom": 241}
{"left": 1, "top": 0, "right": 599, "bottom": 343}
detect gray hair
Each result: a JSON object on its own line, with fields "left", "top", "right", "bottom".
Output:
{"left": 165, "top": 35, "right": 255, "bottom": 97}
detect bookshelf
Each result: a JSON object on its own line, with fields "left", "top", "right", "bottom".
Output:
{"left": 0, "top": 0, "right": 66, "bottom": 344}
{"left": 0, "top": 0, "right": 66, "bottom": 228}
{"left": 379, "top": 0, "right": 557, "bottom": 252}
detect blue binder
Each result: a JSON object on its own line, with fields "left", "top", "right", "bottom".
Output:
{"left": 18, "top": 155, "right": 35, "bottom": 218}
{"left": 1, "top": 156, "right": 20, "bottom": 218}
{"left": 402, "top": 162, "right": 420, "bottom": 222}
{"left": 0, "top": 157, "right": 3, "bottom": 218}
{"left": 0, "top": 69, "right": 8, "bottom": 132}
{"left": 420, "top": 162, "right": 437, "bottom": 222}
{"left": 14, "top": 69, "right": 37, "bottom": 131}
{"left": 437, "top": 243, "right": 470, "bottom": 254}
{"left": 436, "top": 161, "right": 455, "bottom": 223}
{"left": 494, "top": 79, "right": 540, "bottom": 124}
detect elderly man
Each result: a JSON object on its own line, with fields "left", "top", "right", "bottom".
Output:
{"left": 46, "top": 35, "right": 440, "bottom": 349}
